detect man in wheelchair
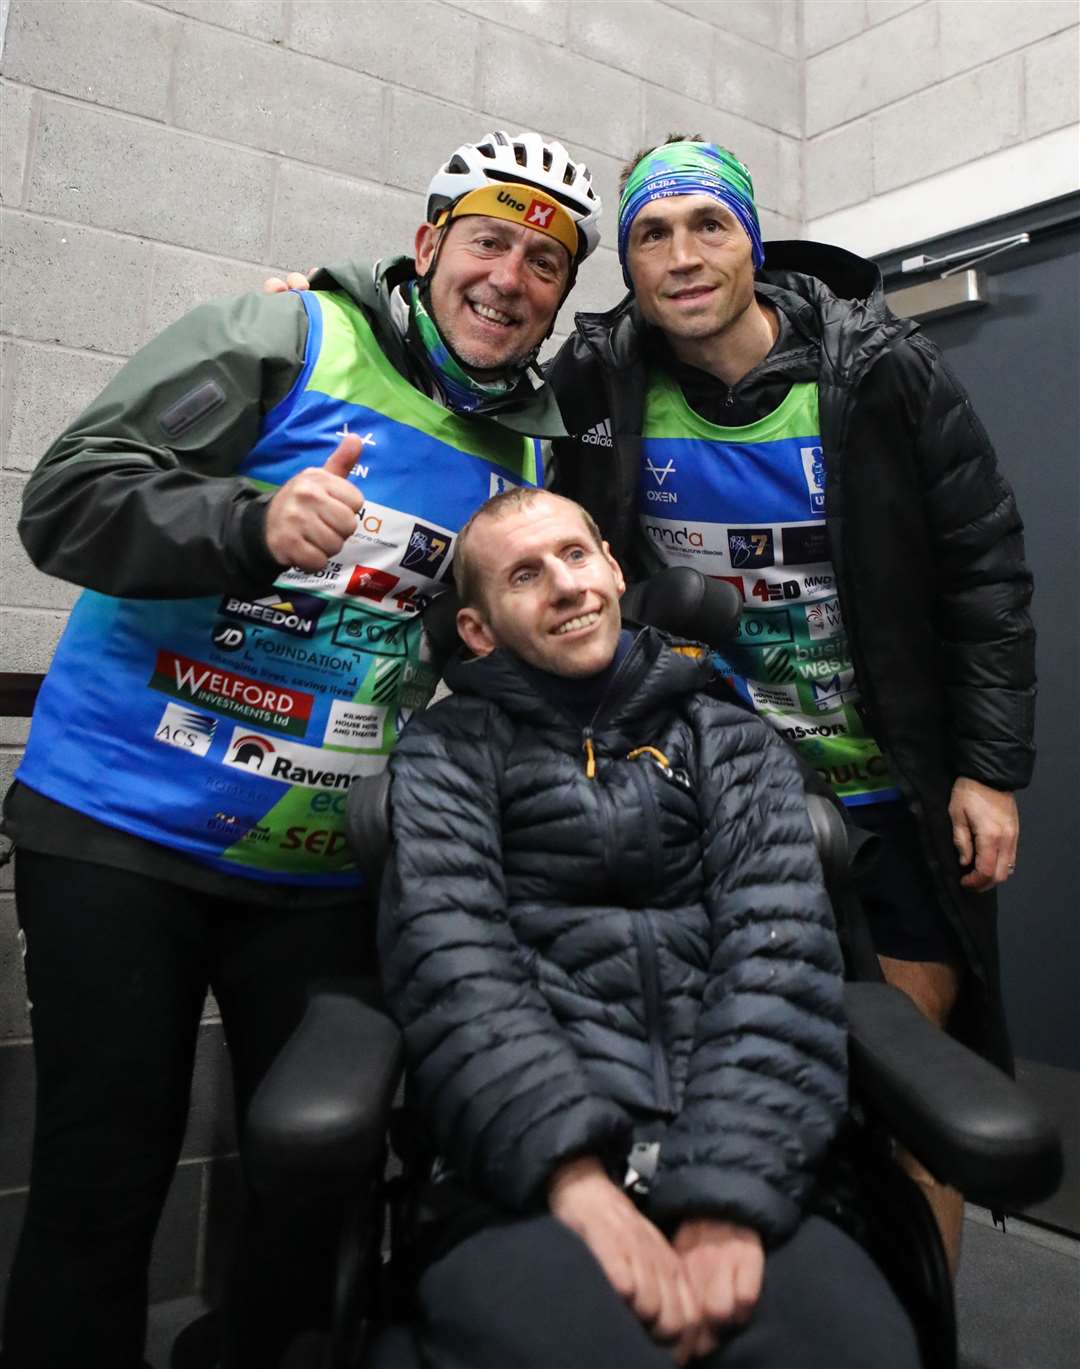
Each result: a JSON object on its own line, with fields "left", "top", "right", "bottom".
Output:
{"left": 375, "top": 485, "right": 919, "bottom": 1367}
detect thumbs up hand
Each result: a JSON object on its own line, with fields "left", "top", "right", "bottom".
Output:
{"left": 264, "top": 433, "right": 365, "bottom": 571}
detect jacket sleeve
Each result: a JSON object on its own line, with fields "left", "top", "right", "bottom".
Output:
{"left": 378, "top": 701, "right": 631, "bottom": 1210}
{"left": 18, "top": 290, "right": 308, "bottom": 598}
{"left": 908, "top": 334, "right": 1036, "bottom": 790}
{"left": 647, "top": 709, "right": 848, "bottom": 1245}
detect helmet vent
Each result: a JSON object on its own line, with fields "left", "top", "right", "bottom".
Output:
{"left": 513, "top": 142, "right": 528, "bottom": 166}
{"left": 477, "top": 143, "right": 495, "bottom": 159}
{"left": 542, "top": 147, "right": 552, "bottom": 171}
{"left": 447, "top": 154, "right": 469, "bottom": 174}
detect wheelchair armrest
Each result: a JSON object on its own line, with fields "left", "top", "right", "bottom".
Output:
{"left": 245, "top": 979, "right": 404, "bottom": 1194}
{"left": 845, "top": 982, "right": 1063, "bottom": 1208}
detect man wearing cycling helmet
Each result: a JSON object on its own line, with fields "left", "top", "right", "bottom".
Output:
{"left": 3, "top": 131, "right": 599, "bottom": 1369}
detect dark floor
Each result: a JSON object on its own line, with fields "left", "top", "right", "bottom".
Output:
{"left": 956, "top": 1208, "right": 1079, "bottom": 1369}
{"left": 146, "top": 1208, "right": 1080, "bottom": 1369}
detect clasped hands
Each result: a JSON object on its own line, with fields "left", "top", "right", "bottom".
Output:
{"left": 548, "top": 1157, "right": 763, "bottom": 1365}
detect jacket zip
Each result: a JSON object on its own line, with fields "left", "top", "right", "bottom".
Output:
{"left": 626, "top": 759, "right": 674, "bottom": 1115}
{"left": 633, "top": 905, "right": 675, "bottom": 1116}
{"left": 578, "top": 631, "right": 647, "bottom": 778}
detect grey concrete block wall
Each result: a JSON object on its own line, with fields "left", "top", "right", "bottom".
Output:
{"left": 803, "top": 0, "right": 1079, "bottom": 223}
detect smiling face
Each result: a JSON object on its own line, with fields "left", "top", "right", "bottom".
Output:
{"left": 415, "top": 215, "right": 570, "bottom": 373}
{"left": 625, "top": 193, "right": 757, "bottom": 344}
{"left": 456, "top": 492, "right": 626, "bottom": 678}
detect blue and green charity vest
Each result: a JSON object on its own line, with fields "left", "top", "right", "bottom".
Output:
{"left": 17, "top": 291, "right": 541, "bottom": 886}
{"left": 638, "top": 369, "right": 899, "bottom": 806}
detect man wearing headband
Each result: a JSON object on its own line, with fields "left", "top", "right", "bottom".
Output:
{"left": 547, "top": 135, "right": 1034, "bottom": 1277}
{"left": 4, "top": 131, "right": 599, "bottom": 1368}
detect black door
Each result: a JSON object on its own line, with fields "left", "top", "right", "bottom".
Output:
{"left": 878, "top": 195, "right": 1080, "bottom": 1074}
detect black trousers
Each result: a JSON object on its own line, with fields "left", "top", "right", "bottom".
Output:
{"left": 2, "top": 850, "right": 374, "bottom": 1369}
{"left": 407, "top": 1213, "right": 920, "bottom": 1369}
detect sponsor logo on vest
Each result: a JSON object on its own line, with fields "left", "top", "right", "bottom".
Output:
{"left": 797, "top": 655, "right": 848, "bottom": 680}
{"left": 779, "top": 720, "right": 848, "bottom": 742}
{"left": 806, "top": 597, "right": 843, "bottom": 641}
{"left": 645, "top": 523, "right": 704, "bottom": 548}
{"left": 490, "top": 472, "right": 519, "bottom": 497}
{"left": 760, "top": 645, "right": 797, "bottom": 684}
{"left": 218, "top": 593, "right": 327, "bottom": 639}
{"left": 205, "top": 775, "right": 260, "bottom": 801}
{"left": 645, "top": 456, "right": 676, "bottom": 485}
{"left": 810, "top": 669, "right": 855, "bottom": 712}
{"left": 279, "top": 560, "right": 347, "bottom": 589}
{"left": 279, "top": 825, "right": 351, "bottom": 857}
{"left": 815, "top": 755, "right": 890, "bottom": 788}
{"left": 332, "top": 605, "right": 412, "bottom": 658}
{"left": 796, "top": 640, "right": 848, "bottom": 663}
{"left": 154, "top": 703, "right": 217, "bottom": 756}
{"left": 497, "top": 189, "right": 527, "bottom": 213}
{"left": 324, "top": 700, "right": 387, "bottom": 750}
{"left": 400, "top": 522, "right": 451, "bottom": 578}
{"left": 526, "top": 198, "right": 556, "bottom": 228}
{"left": 800, "top": 445, "right": 826, "bottom": 515}
{"left": 389, "top": 584, "right": 434, "bottom": 615}
{"left": 150, "top": 650, "right": 315, "bottom": 737}
{"left": 750, "top": 577, "right": 800, "bottom": 603}
{"left": 781, "top": 523, "right": 830, "bottom": 565}
{"left": 728, "top": 528, "right": 774, "bottom": 569}
{"left": 736, "top": 607, "right": 793, "bottom": 643}
{"left": 222, "top": 728, "right": 385, "bottom": 791}
{"left": 346, "top": 565, "right": 399, "bottom": 602}
{"left": 334, "top": 422, "right": 375, "bottom": 479}
{"left": 644, "top": 455, "right": 677, "bottom": 502}
{"left": 212, "top": 622, "right": 246, "bottom": 652}
{"left": 251, "top": 638, "right": 355, "bottom": 673}
{"left": 582, "top": 418, "right": 613, "bottom": 448}
{"left": 748, "top": 681, "right": 799, "bottom": 713}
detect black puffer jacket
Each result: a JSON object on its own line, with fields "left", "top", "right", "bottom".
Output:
{"left": 546, "top": 241, "right": 1035, "bottom": 1070}
{"left": 379, "top": 628, "right": 847, "bottom": 1245}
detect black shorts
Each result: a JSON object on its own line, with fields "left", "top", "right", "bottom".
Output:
{"left": 851, "top": 801, "right": 963, "bottom": 964}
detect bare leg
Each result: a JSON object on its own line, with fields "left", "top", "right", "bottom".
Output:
{"left": 877, "top": 955, "right": 965, "bottom": 1280}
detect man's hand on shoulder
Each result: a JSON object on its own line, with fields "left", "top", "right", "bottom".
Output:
{"left": 948, "top": 777, "right": 1019, "bottom": 891}
{"left": 264, "top": 269, "right": 316, "bottom": 294}
{"left": 548, "top": 1157, "right": 700, "bottom": 1363}
{"left": 673, "top": 1218, "right": 764, "bottom": 1358}
{"left": 264, "top": 433, "right": 364, "bottom": 571}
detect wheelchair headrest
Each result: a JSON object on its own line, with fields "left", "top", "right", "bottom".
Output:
{"left": 620, "top": 567, "right": 741, "bottom": 649}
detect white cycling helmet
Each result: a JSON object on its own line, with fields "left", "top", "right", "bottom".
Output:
{"left": 426, "top": 129, "right": 601, "bottom": 265}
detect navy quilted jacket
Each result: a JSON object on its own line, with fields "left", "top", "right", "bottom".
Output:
{"left": 378, "top": 627, "right": 847, "bottom": 1244}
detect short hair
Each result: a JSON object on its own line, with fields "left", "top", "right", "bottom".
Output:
{"left": 618, "top": 132, "right": 705, "bottom": 198}
{"left": 453, "top": 488, "right": 604, "bottom": 610}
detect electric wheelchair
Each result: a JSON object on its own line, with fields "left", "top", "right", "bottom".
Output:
{"left": 241, "top": 568, "right": 1063, "bottom": 1369}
